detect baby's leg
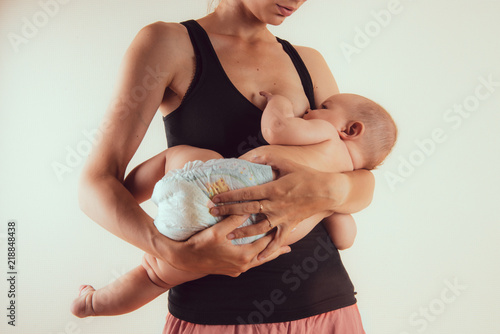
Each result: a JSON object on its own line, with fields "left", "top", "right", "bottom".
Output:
{"left": 141, "top": 253, "right": 204, "bottom": 287}
{"left": 70, "top": 263, "right": 167, "bottom": 318}
{"left": 321, "top": 214, "right": 357, "bottom": 250}
{"left": 164, "top": 145, "right": 224, "bottom": 171}
{"left": 70, "top": 254, "right": 203, "bottom": 318}
{"left": 123, "top": 145, "right": 223, "bottom": 204}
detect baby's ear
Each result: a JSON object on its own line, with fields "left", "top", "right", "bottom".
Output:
{"left": 339, "top": 121, "right": 365, "bottom": 140}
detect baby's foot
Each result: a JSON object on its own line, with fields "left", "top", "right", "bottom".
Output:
{"left": 70, "top": 285, "right": 96, "bottom": 318}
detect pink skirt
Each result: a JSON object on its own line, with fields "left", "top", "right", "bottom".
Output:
{"left": 163, "top": 304, "right": 365, "bottom": 334}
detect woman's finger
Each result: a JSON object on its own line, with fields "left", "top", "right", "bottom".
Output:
{"left": 210, "top": 197, "right": 273, "bottom": 217}
{"left": 251, "top": 155, "right": 302, "bottom": 176}
{"left": 211, "top": 183, "right": 270, "bottom": 205}
{"left": 209, "top": 214, "right": 251, "bottom": 237}
{"left": 228, "top": 218, "right": 275, "bottom": 240}
{"left": 252, "top": 245, "right": 291, "bottom": 267}
{"left": 258, "top": 223, "right": 292, "bottom": 260}
{"left": 245, "top": 235, "right": 291, "bottom": 267}
{"left": 209, "top": 200, "right": 261, "bottom": 217}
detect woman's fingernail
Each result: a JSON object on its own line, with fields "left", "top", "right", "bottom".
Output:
{"left": 210, "top": 208, "right": 219, "bottom": 216}
{"left": 227, "top": 233, "right": 235, "bottom": 240}
{"left": 213, "top": 197, "right": 220, "bottom": 203}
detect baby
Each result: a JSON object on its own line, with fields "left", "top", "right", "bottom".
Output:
{"left": 71, "top": 91, "right": 397, "bottom": 318}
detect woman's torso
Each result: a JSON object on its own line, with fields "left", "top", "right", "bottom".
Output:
{"left": 159, "top": 19, "right": 357, "bottom": 325}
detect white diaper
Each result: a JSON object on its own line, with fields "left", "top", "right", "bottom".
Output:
{"left": 151, "top": 158, "right": 273, "bottom": 245}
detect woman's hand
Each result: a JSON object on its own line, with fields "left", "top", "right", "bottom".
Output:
{"left": 166, "top": 214, "right": 291, "bottom": 277}
{"left": 210, "top": 155, "right": 351, "bottom": 260}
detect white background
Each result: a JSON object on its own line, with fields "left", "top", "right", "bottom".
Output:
{"left": 1, "top": 0, "right": 499, "bottom": 333}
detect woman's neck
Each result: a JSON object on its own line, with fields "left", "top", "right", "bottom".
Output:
{"left": 199, "top": 2, "right": 274, "bottom": 42}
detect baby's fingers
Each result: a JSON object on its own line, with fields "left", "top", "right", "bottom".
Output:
{"left": 259, "top": 91, "right": 273, "bottom": 100}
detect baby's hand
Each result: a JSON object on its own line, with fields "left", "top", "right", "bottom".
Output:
{"left": 259, "top": 91, "right": 273, "bottom": 101}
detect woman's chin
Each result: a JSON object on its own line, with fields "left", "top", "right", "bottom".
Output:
{"left": 266, "top": 16, "right": 287, "bottom": 26}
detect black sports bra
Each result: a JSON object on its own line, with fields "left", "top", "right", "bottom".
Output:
{"left": 163, "top": 20, "right": 315, "bottom": 158}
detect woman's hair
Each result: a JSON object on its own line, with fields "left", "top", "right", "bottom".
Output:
{"left": 349, "top": 96, "right": 398, "bottom": 170}
{"left": 208, "top": 0, "right": 221, "bottom": 12}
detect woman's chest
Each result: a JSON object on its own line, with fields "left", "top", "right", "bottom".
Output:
{"left": 214, "top": 40, "right": 311, "bottom": 116}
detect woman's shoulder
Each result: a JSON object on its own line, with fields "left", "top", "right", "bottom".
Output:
{"left": 135, "top": 21, "right": 190, "bottom": 48}
{"left": 127, "top": 21, "right": 193, "bottom": 69}
{"left": 293, "top": 45, "right": 328, "bottom": 70}
{"left": 292, "top": 45, "right": 340, "bottom": 102}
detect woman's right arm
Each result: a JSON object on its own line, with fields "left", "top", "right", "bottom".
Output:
{"left": 78, "top": 23, "right": 176, "bottom": 260}
{"left": 79, "top": 23, "right": 289, "bottom": 275}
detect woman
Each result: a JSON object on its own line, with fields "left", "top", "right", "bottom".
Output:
{"left": 78, "top": 0, "right": 373, "bottom": 332}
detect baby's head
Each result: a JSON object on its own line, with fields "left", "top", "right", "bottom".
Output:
{"left": 305, "top": 93, "right": 397, "bottom": 169}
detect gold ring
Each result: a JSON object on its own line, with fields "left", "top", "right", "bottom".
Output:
{"left": 266, "top": 217, "right": 273, "bottom": 229}
{"left": 258, "top": 201, "right": 264, "bottom": 214}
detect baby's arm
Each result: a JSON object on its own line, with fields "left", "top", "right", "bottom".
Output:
{"left": 260, "top": 91, "right": 335, "bottom": 146}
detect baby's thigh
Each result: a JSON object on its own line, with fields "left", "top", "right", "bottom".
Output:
{"left": 142, "top": 253, "right": 204, "bottom": 287}
{"left": 165, "top": 145, "right": 223, "bottom": 172}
